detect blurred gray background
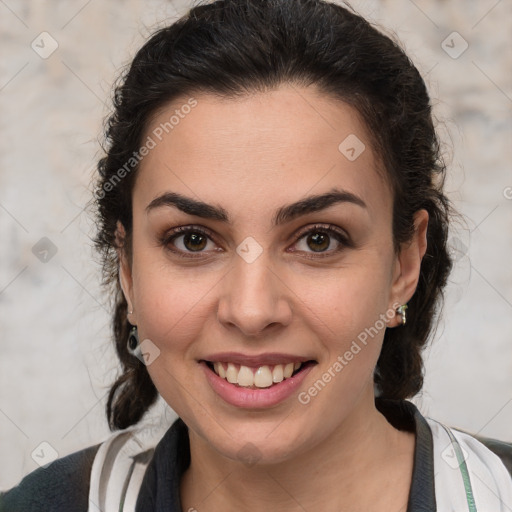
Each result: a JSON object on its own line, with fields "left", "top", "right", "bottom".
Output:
{"left": 0, "top": 0, "right": 511, "bottom": 488}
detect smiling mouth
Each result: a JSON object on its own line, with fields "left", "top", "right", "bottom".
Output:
{"left": 202, "top": 360, "right": 317, "bottom": 389}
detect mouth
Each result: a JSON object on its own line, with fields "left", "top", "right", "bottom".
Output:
{"left": 201, "top": 360, "right": 317, "bottom": 389}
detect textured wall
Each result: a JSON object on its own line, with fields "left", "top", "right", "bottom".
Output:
{"left": 0, "top": 0, "right": 511, "bottom": 489}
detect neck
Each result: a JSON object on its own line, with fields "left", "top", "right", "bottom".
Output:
{"left": 180, "top": 388, "right": 414, "bottom": 512}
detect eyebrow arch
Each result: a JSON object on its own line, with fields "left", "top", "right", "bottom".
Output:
{"left": 145, "top": 187, "right": 367, "bottom": 227}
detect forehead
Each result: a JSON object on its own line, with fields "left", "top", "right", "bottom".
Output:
{"left": 135, "top": 84, "right": 392, "bottom": 224}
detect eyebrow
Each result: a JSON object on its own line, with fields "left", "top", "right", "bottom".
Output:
{"left": 145, "top": 187, "right": 367, "bottom": 226}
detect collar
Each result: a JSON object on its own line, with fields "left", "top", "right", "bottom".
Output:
{"left": 135, "top": 398, "right": 436, "bottom": 511}
{"left": 375, "top": 398, "right": 436, "bottom": 511}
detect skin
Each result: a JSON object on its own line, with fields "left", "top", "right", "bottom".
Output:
{"left": 116, "top": 84, "right": 428, "bottom": 511}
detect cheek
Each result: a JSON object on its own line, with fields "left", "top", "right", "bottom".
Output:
{"left": 130, "top": 260, "right": 218, "bottom": 417}
{"left": 134, "top": 272, "right": 214, "bottom": 349}
{"left": 290, "top": 259, "right": 392, "bottom": 399}
{"left": 296, "top": 259, "right": 391, "bottom": 336}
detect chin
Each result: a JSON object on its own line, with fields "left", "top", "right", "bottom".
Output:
{"left": 220, "top": 436, "right": 304, "bottom": 466}
{"left": 201, "top": 419, "right": 317, "bottom": 467}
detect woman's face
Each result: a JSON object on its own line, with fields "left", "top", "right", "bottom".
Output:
{"left": 118, "top": 84, "right": 427, "bottom": 464}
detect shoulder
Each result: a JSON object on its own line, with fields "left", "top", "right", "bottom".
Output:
{"left": 471, "top": 432, "right": 512, "bottom": 478}
{"left": 400, "top": 400, "right": 512, "bottom": 479}
{"left": 432, "top": 419, "right": 512, "bottom": 479}
{"left": 0, "top": 443, "right": 101, "bottom": 512}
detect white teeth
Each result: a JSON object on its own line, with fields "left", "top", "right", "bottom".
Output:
{"left": 254, "top": 366, "right": 273, "bottom": 388}
{"left": 214, "top": 362, "right": 227, "bottom": 379}
{"left": 211, "top": 361, "right": 305, "bottom": 388}
{"left": 226, "top": 363, "right": 238, "bottom": 384}
{"left": 283, "top": 362, "right": 294, "bottom": 378}
{"left": 237, "top": 365, "right": 254, "bottom": 387}
{"left": 272, "top": 364, "right": 284, "bottom": 383}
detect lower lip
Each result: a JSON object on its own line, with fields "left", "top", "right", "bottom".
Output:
{"left": 201, "top": 361, "right": 315, "bottom": 409}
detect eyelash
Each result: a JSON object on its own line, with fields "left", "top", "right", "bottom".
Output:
{"left": 159, "top": 223, "right": 351, "bottom": 260}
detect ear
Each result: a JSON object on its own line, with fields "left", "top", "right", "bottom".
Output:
{"left": 115, "top": 220, "right": 135, "bottom": 322}
{"left": 388, "top": 209, "right": 429, "bottom": 327}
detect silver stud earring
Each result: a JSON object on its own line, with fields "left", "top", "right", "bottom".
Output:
{"left": 396, "top": 304, "right": 408, "bottom": 326}
{"left": 127, "top": 326, "right": 142, "bottom": 359}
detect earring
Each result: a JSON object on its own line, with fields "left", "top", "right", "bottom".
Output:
{"left": 396, "top": 304, "right": 408, "bottom": 326}
{"left": 127, "top": 326, "right": 142, "bottom": 359}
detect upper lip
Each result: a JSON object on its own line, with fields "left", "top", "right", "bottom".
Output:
{"left": 200, "top": 352, "right": 316, "bottom": 367}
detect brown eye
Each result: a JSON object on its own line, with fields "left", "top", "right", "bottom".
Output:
{"left": 292, "top": 224, "right": 351, "bottom": 258}
{"left": 160, "top": 223, "right": 351, "bottom": 260}
{"left": 305, "top": 232, "right": 330, "bottom": 252}
{"left": 181, "top": 232, "right": 208, "bottom": 252}
{"left": 160, "top": 226, "right": 217, "bottom": 258}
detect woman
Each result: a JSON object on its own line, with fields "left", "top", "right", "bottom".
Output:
{"left": 2, "top": 0, "right": 511, "bottom": 510}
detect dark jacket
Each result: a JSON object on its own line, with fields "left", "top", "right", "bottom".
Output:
{"left": 1, "top": 398, "right": 511, "bottom": 511}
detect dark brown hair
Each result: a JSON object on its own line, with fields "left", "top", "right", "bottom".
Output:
{"left": 91, "top": 0, "right": 454, "bottom": 431}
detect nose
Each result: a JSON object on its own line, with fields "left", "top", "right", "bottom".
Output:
{"left": 217, "top": 253, "right": 293, "bottom": 338}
